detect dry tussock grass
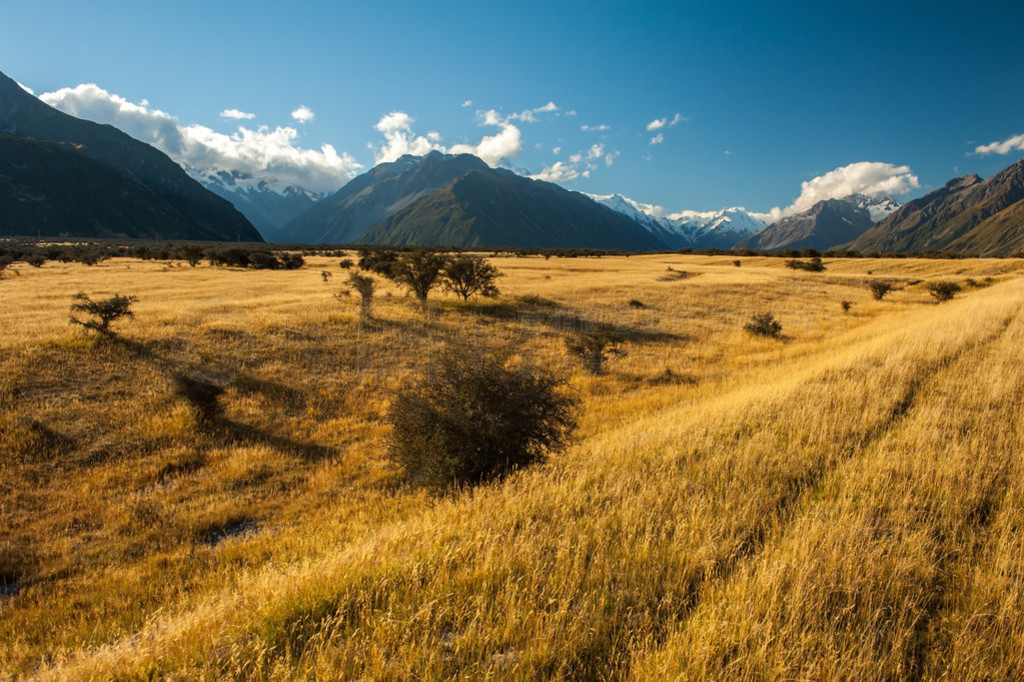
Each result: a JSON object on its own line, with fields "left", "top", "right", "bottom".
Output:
{"left": 1, "top": 252, "right": 1022, "bottom": 679}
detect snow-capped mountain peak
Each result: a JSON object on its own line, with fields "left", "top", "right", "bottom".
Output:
{"left": 588, "top": 192, "right": 768, "bottom": 249}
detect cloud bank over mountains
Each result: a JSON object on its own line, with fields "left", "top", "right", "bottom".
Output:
{"left": 35, "top": 83, "right": 924, "bottom": 222}
{"left": 775, "top": 161, "right": 920, "bottom": 218}
{"left": 40, "top": 84, "right": 360, "bottom": 193}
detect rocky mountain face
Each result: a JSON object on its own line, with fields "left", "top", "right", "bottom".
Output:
{"left": 0, "top": 70, "right": 261, "bottom": 241}
{"left": 736, "top": 194, "right": 899, "bottom": 251}
{"left": 844, "top": 158, "right": 1024, "bottom": 255}
{"left": 190, "top": 167, "right": 324, "bottom": 241}
{"left": 280, "top": 151, "right": 667, "bottom": 249}
{"left": 587, "top": 193, "right": 767, "bottom": 249}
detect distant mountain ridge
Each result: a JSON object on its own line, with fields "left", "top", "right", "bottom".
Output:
{"left": 736, "top": 194, "right": 900, "bottom": 251}
{"left": 0, "top": 69, "right": 261, "bottom": 241}
{"left": 587, "top": 193, "right": 767, "bottom": 249}
{"left": 279, "top": 151, "right": 667, "bottom": 249}
{"left": 845, "top": 158, "right": 1024, "bottom": 256}
{"left": 189, "top": 167, "right": 325, "bottom": 240}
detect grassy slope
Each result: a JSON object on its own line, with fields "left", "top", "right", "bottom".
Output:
{"left": 1, "top": 254, "right": 1022, "bottom": 678}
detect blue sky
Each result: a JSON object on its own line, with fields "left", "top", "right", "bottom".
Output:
{"left": 3, "top": 0, "right": 1023, "bottom": 217}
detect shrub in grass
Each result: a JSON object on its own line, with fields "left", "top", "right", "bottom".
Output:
{"left": 69, "top": 293, "right": 137, "bottom": 335}
{"left": 347, "top": 270, "right": 376, "bottom": 319}
{"left": 927, "top": 280, "right": 962, "bottom": 302}
{"left": 785, "top": 257, "right": 826, "bottom": 272}
{"left": 868, "top": 281, "right": 894, "bottom": 300}
{"left": 840, "top": 300, "right": 852, "bottom": 313}
{"left": 744, "top": 312, "right": 782, "bottom": 338}
{"left": 386, "top": 349, "right": 578, "bottom": 491}
{"left": 565, "top": 326, "right": 627, "bottom": 375}
{"left": 173, "top": 374, "right": 225, "bottom": 426}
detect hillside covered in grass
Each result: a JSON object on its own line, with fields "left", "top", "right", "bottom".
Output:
{"left": 2, "top": 251, "right": 1023, "bottom": 679}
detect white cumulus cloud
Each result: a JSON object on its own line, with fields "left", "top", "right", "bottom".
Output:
{"left": 529, "top": 161, "right": 579, "bottom": 183}
{"left": 291, "top": 106, "right": 315, "bottom": 123}
{"left": 374, "top": 109, "right": 522, "bottom": 167}
{"left": 770, "top": 161, "right": 920, "bottom": 219}
{"left": 462, "top": 99, "right": 473, "bottom": 107}
{"left": 646, "top": 113, "right": 685, "bottom": 131}
{"left": 506, "top": 101, "right": 560, "bottom": 123}
{"left": 649, "top": 133, "right": 664, "bottom": 146}
{"left": 373, "top": 111, "right": 444, "bottom": 163}
{"left": 16, "top": 81, "right": 34, "bottom": 95}
{"left": 40, "top": 83, "right": 360, "bottom": 192}
{"left": 220, "top": 108, "right": 255, "bottom": 120}
{"left": 581, "top": 124, "right": 610, "bottom": 132}
{"left": 973, "top": 133, "right": 1024, "bottom": 155}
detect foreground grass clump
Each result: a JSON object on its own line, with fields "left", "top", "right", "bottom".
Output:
{"left": 2, "top": 251, "right": 1024, "bottom": 679}
{"left": 387, "top": 348, "right": 578, "bottom": 491}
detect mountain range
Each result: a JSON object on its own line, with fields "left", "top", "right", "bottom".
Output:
{"left": 278, "top": 151, "right": 667, "bottom": 250}
{"left": 843, "top": 158, "right": 1024, "bottom": 255}
{"left": 188, "top": 167, "right": 325, "bottom": 241}
{"left": 3, "top": 66, "right": 1024, "bottom": 254}
{"left": 0, "top": 69, "right": 261, "bottom": 241}
{"left": 734, "top": 195, "right": 900, "bottom": 251}
{"left": 586, "top": 193, "right": 767, "bottom": 250}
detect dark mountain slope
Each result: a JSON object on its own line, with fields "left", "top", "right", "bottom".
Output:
{"left": 279, "top": 152, "right": 489, "bottom": 244}
{"left": 0, "top": 132, "right": 216, "bottom": 239}
{"left": 0, "top": 70, "right": 260, "bottom": 241}
{"left": 281, "top": 151, "right": 667, "bottom": 249}
{"left": 845, "top": 158, "right": 1024, "bottom": 255}
{"left": 358, "top": 166, "right": 667, "bottom": 249}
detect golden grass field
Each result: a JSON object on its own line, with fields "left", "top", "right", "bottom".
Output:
{"left": 1, "top": 251, "right": 1023, "bottom": 679}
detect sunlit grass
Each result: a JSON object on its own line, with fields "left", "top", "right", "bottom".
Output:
{"left": 1, "top": 252, "right": 1022, "bottom": 678}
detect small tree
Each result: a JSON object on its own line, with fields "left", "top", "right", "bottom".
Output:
{"left": 840, "top": 300, "right": 853, "bottom": 313}
{"left": 744, "top": 312, "right": 782, "bottom": 338}
{"left": 69, "top": 293, "right": 137, "bottom": 335}
{"left": 347, "top": 270, "right": 376, "bottom": 319}
{"left": 565, "top": 326, "right": 626, "bottom": 375}
{"left": 387, "top": 349, "right": 578, "bottom": 491}
{"left": 927, "top": 280, "right": 962, "bottom": 302}
{"left": 178, "top": 244, "right": 205, "bottom": 267}
{"left": 443, "top": 255, "right": 501, "bottom": 300}
{"left": 868, "top": 280, "right": 894, "bottom": 300}
{"left": 0, "top": 256, "right": 11, "bottom": 279}
{"left": 375, "top": 250, "right": 449, "bottom": 309}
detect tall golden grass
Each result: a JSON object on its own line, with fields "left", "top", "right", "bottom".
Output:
{"left": 1, "top": 252, "right": 1021, "bottom": 679}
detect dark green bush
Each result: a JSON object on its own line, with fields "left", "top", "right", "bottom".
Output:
{"left": 785, "top": 257, "right": 826, "bottom": 272}
{"left": 386, "top": 350, "right": 578, "bottom": 491}
{"left": 565, "top": 326, "right": 627, "bottom": 375}
{"left": 926, "top": 280, "right": 962, "bottom": 302}
{"left": 744, "top": 312, "right": 783, "bottom": 338}
{"left": 868, "top": 280, "right": 894, "bottom": 300}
